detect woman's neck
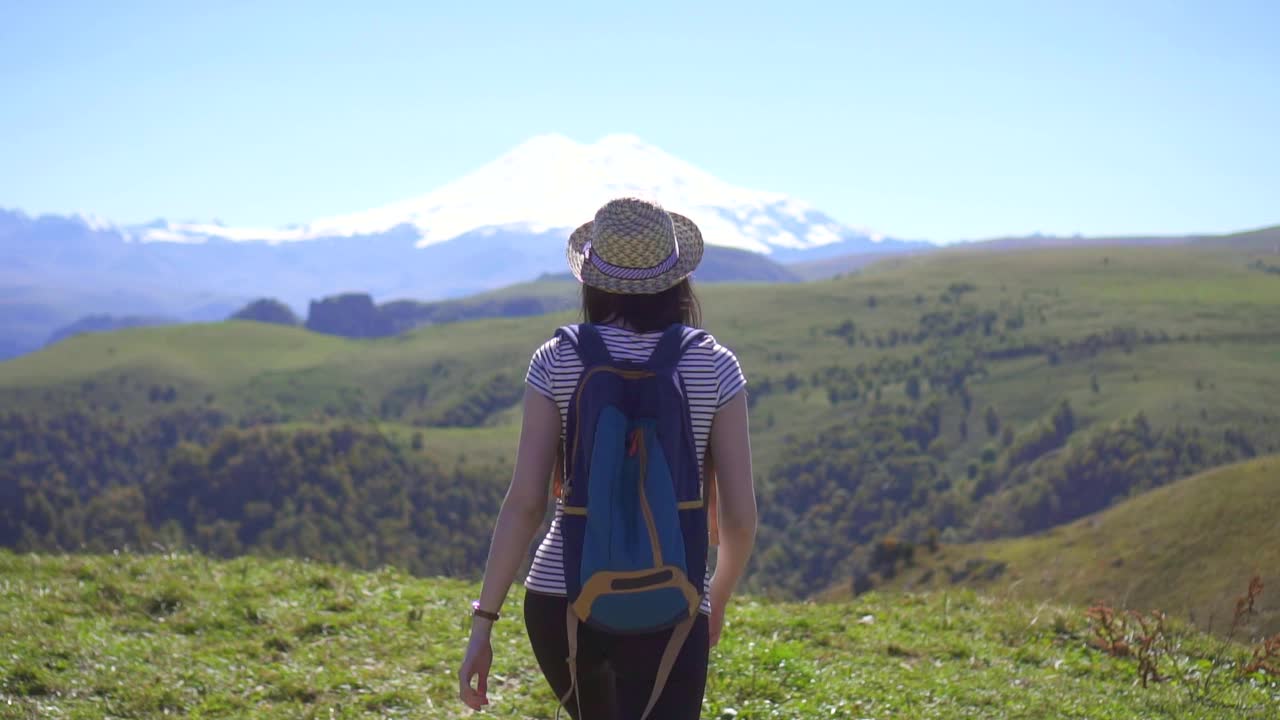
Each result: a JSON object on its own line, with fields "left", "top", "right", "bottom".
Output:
{"left": 599, "top": 316, "right": 636, "bottom": 331}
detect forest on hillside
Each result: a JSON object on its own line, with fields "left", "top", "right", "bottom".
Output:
{"left": 0, "top": 399, "right": 1264, "bottom": 598}
{"left": 0, "top": 412, "right": 505, "bottom": 577}
{"left": 3, "top": 249, "right": 1279, "bottom": 597}
{"left": 3, "top": 353, "right": 1272, "bottom": 598}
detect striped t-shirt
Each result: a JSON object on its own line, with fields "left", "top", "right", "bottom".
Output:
{"left": 523, "top": 323, "right": 747, "bottom": 615}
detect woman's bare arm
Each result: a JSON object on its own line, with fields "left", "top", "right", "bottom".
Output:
{"left": 472, "top": 386, "right": 560, "bottom": 625}
{"left": 707, "top": 390, "right": 757, "bottom": 613}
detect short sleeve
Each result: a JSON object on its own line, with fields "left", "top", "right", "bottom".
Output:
{"left": 708, "top": 337, "right": 747, "bottom": 410}
{"left": 525, "top": 336, "right": 560, "bottom": 402}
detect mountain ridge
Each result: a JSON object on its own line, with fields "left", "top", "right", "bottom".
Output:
{"left": 129, "top": 133, "right": 910, "bottom": 256}
{"left": 4, "top": 131, "right": 1276, "bottom": 360}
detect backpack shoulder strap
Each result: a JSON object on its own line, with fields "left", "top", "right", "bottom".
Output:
{"left": 647, "top": 324, "right": 709, "bottom": 371}
{"left": 640, "top": 612, "right": 698, "bottom": 720}
{"left": 556, "top": 323, "right": 611, "bottom": 366}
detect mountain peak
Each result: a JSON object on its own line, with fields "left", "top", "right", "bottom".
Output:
{"left": 139, "top": 133, "right": 888, "bottom": 254}
{"left": 504, "top": 132, "right": 581, "bottom": 157}
{"left": 592, "top": 133, "right": 650, "bottom": 149}
{"left": 513, "top": 133, "right": 655, "bottom": 155}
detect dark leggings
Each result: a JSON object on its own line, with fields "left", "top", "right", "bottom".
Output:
{"left": 523, "top": 590, "right": 709, "bottom": 720}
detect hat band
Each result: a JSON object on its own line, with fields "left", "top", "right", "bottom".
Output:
{"left": 584, "top": 241, "right": 680, "bottom": 281}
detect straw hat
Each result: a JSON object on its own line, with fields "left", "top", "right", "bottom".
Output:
{"left": 567, "top": 197, "right": 704, "bottom": 294}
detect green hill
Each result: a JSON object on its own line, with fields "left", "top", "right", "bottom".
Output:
{"left": 4, "top": 245, "right": 1279, "bottom": 442}
{"left": 4, "top": 244, "right": 1280, "bottom": 603}
{"left": 1199, "top": 224, "right": 1280, "bottom": 252}
{"left": 785, "top": 223, "right": 1280, "bottom": 281}
{"left": 378, "top": 278, "right": 578, "bottom": 334}
{"left": 840, "top": 457, "right": 1280, "bottom": 637}
{"left": 289, "top": 244, "right": 800, "bottom": 339}
{"left": 1, "top": 551, "right": 1275, "bottom": 719}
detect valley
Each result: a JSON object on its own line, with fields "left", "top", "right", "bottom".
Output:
{"left": 3, "top": 241, "right": 1278, "bottom": 634}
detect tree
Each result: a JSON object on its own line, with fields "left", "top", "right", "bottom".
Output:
{"left": 925, "top": 528, "right": 940, "bottom": 553}
{"left": 1052, "top": 399, "right": 1076, "bottom": 439}
{"left": 851, "top": 571, "right": 873, "bottom": 596}
{"left": 305, "top": 293, "right": 394, "bottom": 338}
{"left": 905, "top": 376, "right": 922, "bottom": 402}
{"left": 230, "top": 298, "right": 299, "bottom": 326}
{"left": 984, "top": 405, "right": 1001, "bottom": 437}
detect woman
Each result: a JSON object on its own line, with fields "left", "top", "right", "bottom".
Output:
{"left": 458, "top": 197, "right": 757, "bottom": 719}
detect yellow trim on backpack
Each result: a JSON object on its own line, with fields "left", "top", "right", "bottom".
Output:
{"left": 572, "top": 566, "right": 700, "bottom": 622}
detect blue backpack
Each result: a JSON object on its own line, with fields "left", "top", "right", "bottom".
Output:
{"left": 553, "top": 322, "right": 710, "bottom": 719}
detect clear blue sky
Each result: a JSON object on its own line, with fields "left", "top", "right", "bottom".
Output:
{"left": 2, "top": 0, "right": 1277, "bottom": 242}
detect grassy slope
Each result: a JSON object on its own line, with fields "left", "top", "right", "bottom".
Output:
{"left": 832, "top": 456, "right": 1280, "bottom": 638}
{"left": 382, "top": 277, "right": 577, "bottom": 319}
{"left": 787, "top": 223, "right": 1280, "bottom": 281}
{"left": 1, "top": 551, "right": 1275, "bottom": 719}
{"left": 3, "top": 245, "right": 1280, "bottom": 480}
{"left": 786, "top": 249, "right": 931, "bottom": 281}
{"left": 1200, "top": 224, "right": 1280, "bottom": 252}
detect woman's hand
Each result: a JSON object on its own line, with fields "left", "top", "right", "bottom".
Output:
{"left": 458, "top": 629, "right": 493, "bottom": 711}
{"left": 456, "top": 388, "right": 560, "bottom": 711}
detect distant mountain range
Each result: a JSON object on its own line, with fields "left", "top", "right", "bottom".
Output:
{"left": 1, "top": 134, "right": 932, "bottom": 358}
{"left": 3, "top": 133, "right": 1277, "bottom": 360}
{"left": 132, "top": 133, "right": 909, "bottom": 257}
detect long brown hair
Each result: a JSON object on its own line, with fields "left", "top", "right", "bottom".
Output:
{"left": 581, "top": 278, "right": 702, "bottom": 331}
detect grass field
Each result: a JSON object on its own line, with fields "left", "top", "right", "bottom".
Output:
{"left": 1, "top": 551, "right": 1276, "bottom": 719}
{"left": 830, "top": 456, "right": 1280, "bottom": 638}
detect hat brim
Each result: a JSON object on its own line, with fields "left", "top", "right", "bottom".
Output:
{"left": 566, "top": 211, "right": 704, "bottom": 294}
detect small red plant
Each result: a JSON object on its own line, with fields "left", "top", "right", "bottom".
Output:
{"left": 1085, "top": 600, "right": 1169, "bottom": 685}
{"left": 1242, "top": 634, "right": 1280, "bottom": 677}
{"left": 1088, "top": 576, "right": 1277, "bottom": 697}
{"left": 1129, "top": 609, "right": 1167, "bottom": 687}
{"left": 1227, "top": 575, "right": 1279, "bottom": 678}
{"left": 1085, "top": 600, "right": 1130, "bottom": 657}
{"left": 1231, "top": 576, "right": 1263, "bottom": 636}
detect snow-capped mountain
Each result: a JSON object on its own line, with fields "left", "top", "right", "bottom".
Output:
{"left": 140, "top": 133, "right": 892, "bottom": 255}
{"left": 1, "top": 134, "right": 928, "bottom": 360}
